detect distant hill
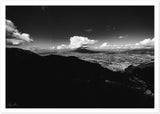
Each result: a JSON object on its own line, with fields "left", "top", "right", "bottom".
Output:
{"left": 121, "top": 48, "right": 154, "bottom": 55}
{"left": 6, "top": 48, "right": 154, "bottom": 108}
{"left": 70, "top": 47, "right": 100, "bottom": 53}
{"left": 71, "top": 47, "right": 154, "bottom": 55}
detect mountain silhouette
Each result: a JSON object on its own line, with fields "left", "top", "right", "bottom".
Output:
{"left": 6, "top": 48, "right": 154, "bottom": 108}
{"left": 125, "top": 62, "right": 154, "bottom": 88}
{"left": 71, "top": 47, "right": 100, "bottom": 53}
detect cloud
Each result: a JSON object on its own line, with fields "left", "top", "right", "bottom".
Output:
{"left": 134, "top": 38, "right": 154, "bottom": 49}
{"left": 118, "top": 35, "right": 128, "bottom": 39}
{"left": 136, "top": 38, "right": 154, "bottom": 46}
{"left": 96, "top": 38, "right": 154, "bottom": 50}
{"left": 55, "top": 36, "right": 154, "bottom": 50}
{"left": 117, "top": 38, "right": 154, "bottom": 49}
{"left": 6, "top": 39, "right": 25, "bottom": 46}
{"left": 51, "top": 46, "right": 55, "bottom": 50}
{"left": 6, "top": 20, "right": 18, "bottom": 33}
{"left": 99, "top": 43, "right": 120, "bottom": 49}
{"left": 100, "top": 42, "right": 108, "bottom": 48}
{"left": 69, "top": 36, "right": 97, "bottom": 49}
{"left": 12, "top": 32, "right": 33, "bottom": 42}
{"left": 21, "top": 33, "right": 33, "bottom": 42}
{"left": 55, "top": 36, "right": 97, "bottom": 50}
{"left": 6, "top": 19, "right": 33, "bottom": 46}
{"left": 57, "top": 44, "right": 68, "bottom": 50}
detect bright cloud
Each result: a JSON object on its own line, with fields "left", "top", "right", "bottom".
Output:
{"left": 118, "top": 35, "right": 128, "bottom": 39}
{"left": 69, "top": 36, "right": 97, "bottom": 49}
{"left": 97, "top": 38, "right": 154, "bottom": 50}
{"left": 117, "top": 38, "right": 154, "bottom": 49}
{"left": 100, "top": 42, "right": 108, "bottom": 48}
{"left": 6, "top": 39, "right": 25, "bottom": 46}
{"left": 56, "top": 36, "right": 97, "bottom": 50}
{"left": 6, "top": 19, "right": 33, "bottom": 46}
{"left": 51, "top": 46, "right": 55, "bottom": 50}
{"left": 135, "top": 38, "right": 154, "bottom": 47}
{"left": 55, "top": 36, "right": 154, "bottom": 50}
{"left": 57, "top": 44, "right": 68, "bottom": 50}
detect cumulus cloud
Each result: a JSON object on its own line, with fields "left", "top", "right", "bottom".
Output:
{"left": 55, "top": 36, "right": 154, "bottom": 50}
{"left": 116, "top": 38, "right": 154, "bottom": 49}
{"left": 135, "top": 38, "right": 154, "bottom": 48}
{"left": 56, "top": 36, "right": 97, "bottom": 50}
{"left": 6, "top": 19, "right": 33, "bottom": 46}
{"left": 69, "top": 36, "right": 97, "bottom": 49}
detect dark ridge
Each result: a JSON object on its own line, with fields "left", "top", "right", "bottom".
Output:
{"left": 6, "top": 48, "right": 154, "bottom": 108}
{"left": 125, "top": 62, "right": 154, "bottom": 85}
{"left": 6, "top": 47, "right": 40, "bottom": 57}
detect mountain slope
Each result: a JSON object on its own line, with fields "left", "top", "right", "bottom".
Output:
{"left": 6, "top": 48, "right": 154, "bottom": 108}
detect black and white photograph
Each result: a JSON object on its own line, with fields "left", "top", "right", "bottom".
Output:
{"left": 5, "top": 5, "right": 155, "bottom": 109}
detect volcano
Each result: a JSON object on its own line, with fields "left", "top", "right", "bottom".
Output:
{"left": 71, "top": 45, "right": 100, "bottom": 53}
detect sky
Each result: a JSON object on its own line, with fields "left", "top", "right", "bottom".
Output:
{"left": 6, "top": 6, "right": 154, "bottom": 49}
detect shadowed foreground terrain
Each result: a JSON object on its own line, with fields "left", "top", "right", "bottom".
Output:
{"left": 6, "top": 48, "right": 154, "bottom": 108}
